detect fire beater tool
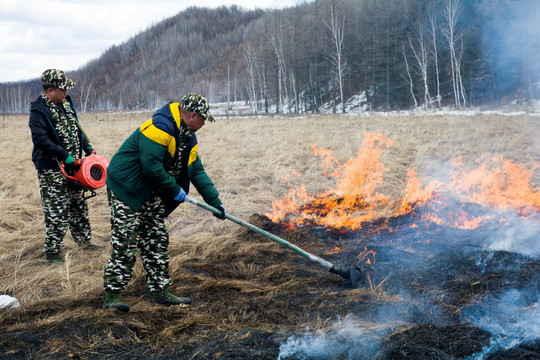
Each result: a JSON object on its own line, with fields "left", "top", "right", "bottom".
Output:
{"left": 184, "top": 195, "right": 367, "bottom": 288}
{"left": 60, "top": 153, "right": 110, "bottom": 199}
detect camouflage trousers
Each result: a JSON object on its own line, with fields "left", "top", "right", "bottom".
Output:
{"left": 103, "top": 189, "right": 172, "bottom": 293}
{"left": 37, "top": 168, "right": 91, "bottom": 254}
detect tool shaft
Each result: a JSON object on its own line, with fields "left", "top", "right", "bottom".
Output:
{"left": 184, "top": 196, "right": 334, "bottom": 269}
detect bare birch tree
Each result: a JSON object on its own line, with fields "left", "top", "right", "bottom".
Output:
{"left": 227, "top": 65, "right": 231, "bottom": 110}
{"left": 428, "top": 4, "right": 442, "bottom": 108}
{"left": 78, "top": 78, "right": 94, "bottom": 114}
{"left": 242, "top": 44, "right": 258, "bottom": 113}
{"left": 270, "top": 29, "right": 289, "bottom": 114}
{"left": 441, "top": 0, "right": 466, "bottom": 108}
{"left": 257, "top": 39, "right": 269, "bottom": 113}
{"left": 270, "top": 34, "right": 283, "bottom": 114}
{"left": 402, "top": 42, "right": 418, "bottom": 109}
{"left": 324, "top": 2, "right": 347, "bottom": 113}
{"left": 288, "top": 69, "right": 298, "bottom": 114}
{"left": 408, "top": 24, "right": 432, "bottom": 109}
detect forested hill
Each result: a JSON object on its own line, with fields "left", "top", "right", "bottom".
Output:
{"left": 2, "top": 0, "right": 539, "bottom": 114}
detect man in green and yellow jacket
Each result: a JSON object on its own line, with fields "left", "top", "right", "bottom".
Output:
{"left": 103, "top": 93, "right": 226, "bottom": 312}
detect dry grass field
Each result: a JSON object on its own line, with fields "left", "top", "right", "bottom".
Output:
{"left": 0, "top": 111, "right": 539, "bottom": 359}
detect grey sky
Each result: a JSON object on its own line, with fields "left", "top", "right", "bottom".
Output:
{"left": 0, "top": 0, "right": 304, "bottom": 82}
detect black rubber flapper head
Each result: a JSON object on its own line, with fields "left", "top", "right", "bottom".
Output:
{"left": 329, "top": 265, "right": 367, "bottom": 288}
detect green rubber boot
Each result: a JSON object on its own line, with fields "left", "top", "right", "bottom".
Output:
{"left": 152, "top": 288, "right": 191, "bottom": 306}
{"left": 45, "top": 252, "right": 63, "bottom": 264}
{"left": 80, "top": 242, "right": 104, "bottom": 251}
{"left": 103, "top": 291, "right": 130, "bottom": 312}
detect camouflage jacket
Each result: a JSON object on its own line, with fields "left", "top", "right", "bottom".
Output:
{"left": 106, "top": 102, "right": 222, "bottom": 214}
{"left": 29, "top": 94, "right": 92, "bottom": 170}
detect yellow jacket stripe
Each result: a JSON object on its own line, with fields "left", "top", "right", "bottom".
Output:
{"left": 189, "top": 144, "right": 198, "bottom": 166}
{"left": 139, "top": 102, "right": 182, "bottom": 159}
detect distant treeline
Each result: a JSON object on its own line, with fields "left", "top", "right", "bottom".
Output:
{"left": 2, "top": 0, "right": 539, "bottom": 114}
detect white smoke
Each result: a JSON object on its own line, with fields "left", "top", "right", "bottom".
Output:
{"left": 461, "top": 289, "right": 539, "bottom": 359}
{"left": 482, "top": 0, "right": 540, "bottom": 98}
{"left": 277, "top": 316, "right": 382, "bottom": 360}
{"left": 487, "top": 216, "right": 540, "bottom": 257}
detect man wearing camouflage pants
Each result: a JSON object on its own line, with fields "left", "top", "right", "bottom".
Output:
{"left": 29, "top": 69, "right": 100, "bottom": 264}
{"left": 103, "top": 94, "right": 226, "bottom": 312}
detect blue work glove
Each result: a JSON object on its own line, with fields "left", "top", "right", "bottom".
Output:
{"left": 214, "top": 204, "right": 226, "bottom": 220}
{"left": 174, "top": 188, "right": 186, "bottom": 202}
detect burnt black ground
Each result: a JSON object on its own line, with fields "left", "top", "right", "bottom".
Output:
{"left": 1, "top": 209, "right": 539, "bottom": 359}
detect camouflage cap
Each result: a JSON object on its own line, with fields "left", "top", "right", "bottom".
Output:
{"left": 41, "top": 69, "right": 75, "bottom": 90}
{"left": 180, "top": 93, "right": 215, "bottom": 122}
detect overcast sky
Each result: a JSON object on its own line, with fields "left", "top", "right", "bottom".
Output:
{"left": 0, "top": 0, "right": 305, "bottom": 83}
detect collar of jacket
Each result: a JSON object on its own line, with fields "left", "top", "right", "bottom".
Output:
{"left": 169, "top": 102, "right": 181, "bottom": 129}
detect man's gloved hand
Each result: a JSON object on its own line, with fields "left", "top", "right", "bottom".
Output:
{"left": 174, "top": 188, "right": 186, "bottom": 202}
{"left": 214, "top": 204, "right": 226, "bottom": 220}
{"left": 64, "top": 154, "right": 75, "bottom": 173}
{"left": 85, "top": 146, "right": 96, "bottom": 156}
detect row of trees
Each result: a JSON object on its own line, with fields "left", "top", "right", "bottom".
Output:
{"left": 1, "top": 0, "right": 538, "bottom": 114}
{"left": 228, "top": 0, "right": 538, "bottom": 113}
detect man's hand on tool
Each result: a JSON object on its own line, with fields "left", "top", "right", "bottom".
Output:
{"left": 64, "top": 154, "right": 75, "bottom": 173}
{"left": 85, "top": 146, "right": 96, "bottom": 156}
{"left": 174, "top": 188, "right": 187, "bottom": 202}
{"left": 214, "top": 204, "right": 226, "bottom": 220}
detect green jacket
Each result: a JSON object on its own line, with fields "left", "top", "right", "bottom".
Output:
{"left": 106, "top": 102, "right": 221, "bottom": 214}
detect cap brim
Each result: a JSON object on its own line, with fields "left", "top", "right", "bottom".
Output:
{"left": 64, "top": 79, "right": 75, "bottom": 90}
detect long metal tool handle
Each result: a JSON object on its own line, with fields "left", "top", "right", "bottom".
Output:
{"left": 184, "top": 196, "right": 334, "bottom": 270}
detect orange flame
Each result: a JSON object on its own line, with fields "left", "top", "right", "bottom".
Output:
{"left": 396, "top": 155, "right": 540, "bottom": 229}
{"left": 450, "top": 155, "right": 540, "bottom": 217}
{"left": 358, "top": 247, "right": 376, "bottom": 265}
{"left": 397, "top": 169, "right": 442, "bottom": 215}
{"left": 267, "top": 132, "right": 540, "bottom": 233}
{"left": 267, "top": 132, "right": 393, "bottom": 230}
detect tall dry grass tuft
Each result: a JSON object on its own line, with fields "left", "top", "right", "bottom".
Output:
{"left": 0, "top": 111, "right": 538, "bottom": 358}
